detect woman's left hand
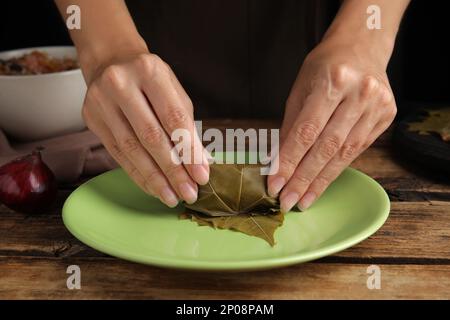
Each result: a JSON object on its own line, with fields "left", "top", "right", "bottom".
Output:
{"left": 268, "top": 37, "right": 397, "bottom": 212}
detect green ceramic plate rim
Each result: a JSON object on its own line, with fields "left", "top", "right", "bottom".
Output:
{"left": 62, "top": 167, "right": 390, "bottom": 271}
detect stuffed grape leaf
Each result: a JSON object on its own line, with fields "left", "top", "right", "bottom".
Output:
{"left": 181, "top": 163, "right": 285, "bottom": 246}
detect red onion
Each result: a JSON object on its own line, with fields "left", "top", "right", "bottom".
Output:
{"left": 0, "top": 150, "right": 57, "bottom": 214}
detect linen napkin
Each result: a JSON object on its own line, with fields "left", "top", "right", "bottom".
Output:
{"left": 0, "top": 129, "right": 117, "bottom": 183}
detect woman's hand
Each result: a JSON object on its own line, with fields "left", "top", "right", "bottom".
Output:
{"left": 268, "top": 38, "right": 397, "bottom": 212}
{"left": 82, "top": 51, "right": 209, "bottom": 207}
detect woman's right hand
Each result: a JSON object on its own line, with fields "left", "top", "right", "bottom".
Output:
{"left": 82, "top": 52, "right": 209, "bottom": 207}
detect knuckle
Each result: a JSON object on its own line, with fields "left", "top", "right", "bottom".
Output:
{"left": 292, "top": 121, "right": 320, "bottom": 147}
{"left": 340, "top": 142, "right": 360, "bottom": 161}
{"left": 291, "top": 174, "right": 312, "bottom": 187}
{"left": 143, "top": 169, "right": 162, "bottom": 186}
{"left": 102, "top": 65, "right": 126, "bottom": 91}
{"left": 279, "top": 156, "right": 299, "bottom": 173}
{"left": 143, "top": 181, "right": 157, "bottom": 196}
{"left": 318, "top": 136, "right": 341, "bottom": 159}
{"left": 127, "top": 166, "right": 140, "bottom": 179}
{"left": 140, "top": 125, "right": 164, "bottom": 147}
{"left": 160, "top": 59, "right": 171, "bottom": 72}
{"left": 164, "top": 163, "right": 183, "bottom": 180}
{"left": 141, "top": 53, "right": 170, "bottom": 78}
{"left": 165, "top": 107, "right": 189, "bottom": 131}
{"left": 361, "top": 140, "right": 372, "bottom": 150}
{"left": 136, "top": 53, "right": 157, "bottom": 74}
{"left": 360, "top": 75, "right": 380, "bottom": 100}
{"left": 330, "top": 63, "right": 349, "bottom": 90}
{"left": 110, "top": 143, "right": 125, "bottom": 160}
{"left": 381, "top": 87, "right": 395, "bottom": 106}
{"left": 390, "top": 105, "right": 398, "bottom": 119}
{"left": 385, "top": 104, "right": 397, "bottom": 121}
{"left": 315, "top": 175, "right": 332, "bottom": 188}
{"left": 118, "top": 137, "right": 140, "bottom": 154}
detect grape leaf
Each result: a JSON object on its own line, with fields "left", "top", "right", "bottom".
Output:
{"left": 185, "top": 164, "right": 279, "bottom": 216}
{"left": 181, "top": 163, "right": 284, "bottom": 246}
{"left": 408, "top": 108, "right": 450, "bottom": 142}
{"left": 180, "top": 210, "right": 284, "bottom": 246}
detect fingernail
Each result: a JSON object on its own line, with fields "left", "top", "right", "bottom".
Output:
{"left": 179, "top": 182, "right": 198, "bottom": 204}
{"left": 192, "top": 164, "right": 209, "bottom": 185}
{"left": 268, "top": 176, "right": 286, "bottom": 197}
{"left": 280, "top": 192, "right": 300, "bottom": 213}
{"left": 160, "top": 187, "right": 179, "bottom": 208}
{"left": 299, "top": 191, "right": 316, "bottom": 211}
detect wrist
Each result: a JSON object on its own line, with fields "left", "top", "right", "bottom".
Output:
{"left": 321, "top": 27, "right": 395, "bottom": 70}
{"left": 322, "top": 5, "right": 400, "bottom": 70}
{"left": 78, "top": 35, "right": 149, "bottom": 83}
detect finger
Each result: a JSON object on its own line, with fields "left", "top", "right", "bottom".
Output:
{"left": 84, "top": 94, "right": 147, "bottom": 191}
{"left": 278, "top": 96, "right": 364, "bottom": 212}
{"left": 268, "top": 79, "right": 344, "bottom": 197}
{"left": 90, "top": 83, "right": 198, "bottom": 205}
{"left": 84, "top": 101, "right": 179, "bottom": 207}
{"left": 278, "top": 73, "right": 387, "bottom": 212}
{"left": 163, "top": 68, "right": 211, "bottom": 170}
{"left": 91, "top": 119, "right": 147, "bottom": 193}
{"left": 301, "top": 91, "right": 396, "bottom": 210}
{"left": 103, "top": 104, "right": 198, "bottom": 204}
{"left": 97, "top": 68, "right": 199, "bottom": 203}
{"left": 297, "top": 110, "right": 382, "bottom": 211}
{"left": 138, "top": 56, "right": 209, "bottom": 184}
{"left": 367, "top": 103, "right": 397, "bottom": 143}
{"left": 103, "top": 78, "right": 201, "bottom": 202}
{"left": 162, "top": 61, "right": 211, "bottom": 172}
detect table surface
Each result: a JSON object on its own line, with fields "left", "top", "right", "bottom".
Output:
{"left": 1, "top": 119, "right": 449, "bottom": 299}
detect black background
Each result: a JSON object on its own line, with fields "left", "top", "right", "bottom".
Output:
{"left": 0, "top": 300, "right": 446, "bottom": 317}
{"left": 0, "top": 0, "right": 448, "bottom": 118}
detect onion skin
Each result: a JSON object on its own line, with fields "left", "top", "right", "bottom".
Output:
{"left": 0, "top": 151, "right": 57, "bottom": 214}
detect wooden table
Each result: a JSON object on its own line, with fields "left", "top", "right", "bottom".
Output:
{"left": 1, "top": 119, "right": 449, "bottom": 299}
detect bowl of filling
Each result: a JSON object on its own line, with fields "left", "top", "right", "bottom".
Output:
{"left": 0, "top": 46, "right": 86, "bottom": 141}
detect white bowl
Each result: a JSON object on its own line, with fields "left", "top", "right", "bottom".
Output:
{"left": 0, "top": 46, "right": 86, "bottom": 141}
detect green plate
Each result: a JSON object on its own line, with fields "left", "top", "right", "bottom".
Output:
{"left": 62, "top": 167, "right": 390, "bottom": 271}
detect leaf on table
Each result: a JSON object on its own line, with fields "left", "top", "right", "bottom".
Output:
{"left": 181, "top": 163, "right": 285, "bottom": 246}
{"left": 408, "top": 108, "right": 450, "bottom": 142}
{"left": 180, "top": 210, "right": 284, "bottom": 246}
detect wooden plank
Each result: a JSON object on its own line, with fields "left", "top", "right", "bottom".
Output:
{"left": 0, "top": 120, "right": 448, "bottom": 299}
{"left": 377, "top": 178, "right": 450, "bottom": 201}
{"left": 0, "top": 201, "right": 449, "bottom": 261}
{"left": 351, "top": 147, "right": 416, "bottom": 178}
{"left": 351, "top": 147, "right": 449, "bottom": 188}
{"left": 333, "top": 201, "right": 450, "bottom": 261}
{"left": 0, "top": 257, "right": 448, "bottom": 299}
{"left": 351, "top": 148, "right": 450, "bottom": 196}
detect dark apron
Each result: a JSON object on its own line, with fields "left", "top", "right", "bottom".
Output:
{"left": 126, "top": 0, "right": 337, "bottom": 119}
